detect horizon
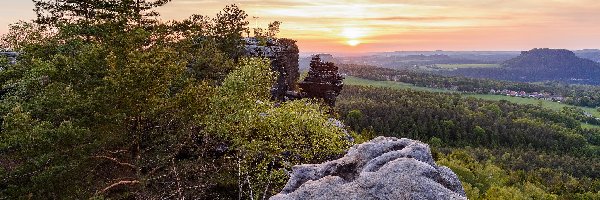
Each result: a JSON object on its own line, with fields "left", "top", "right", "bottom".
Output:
{"left": 1, "top": 0, "right": 600, "bottom": 53}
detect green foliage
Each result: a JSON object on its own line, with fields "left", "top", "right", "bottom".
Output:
{"left": 186, "top": 39, "right": 236, "bottom": 83}
{"left": 428, "top": 137, "right": 443, "bottom": 147}
{"left": 0, "top": 21, "right": 50, "bottom": 51}
{"left": 33, "top": 0, "right": 172, "bottom": 26}
{"left": 338, "top": 85, "right": 590, "bottom": 152}
{"left": 0, "top": 3, "right": 348, "bottom": 199}
{"left": 205, "top": 58, "right": 350, "bottom": 198}
{"left": 211, "top": 4, "right": 249, "bottom": 59}
{"left": 561, "top": 106, "right": 600, "bottom": 125}
{"left": 346, "top": 109, "right": 363, "bottom": 131}
{"left": 341, "top": 63, "right": 600, "bottom": 109}
{"left": 439, "top": 150, "right": 562, "bottom": 200}
{"left": 337, "top": 84, "right": 600, "bottom": 199}
{"left": 344, "top": 75, "right": 600, "bottom": 123}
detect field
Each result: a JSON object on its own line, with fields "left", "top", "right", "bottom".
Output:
{"left": 344, "top": 76, "right": 454, "bottom": 93}
{"left": 344, "top": 76, "right": 600, "bottom": 119}
{"left": 435, "top": 64, "right": 500, "bottom": 69}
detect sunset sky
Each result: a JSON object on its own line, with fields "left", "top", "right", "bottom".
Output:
{"left": 1, "top": 0, "right": 600, "bottom": 54}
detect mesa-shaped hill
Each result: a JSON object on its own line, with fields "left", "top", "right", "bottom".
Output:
{"left": 503, "top": 48, "right": 599, "bottom": 70}
{"left": 446, "top": 48, "right": 600, "bottom": 85}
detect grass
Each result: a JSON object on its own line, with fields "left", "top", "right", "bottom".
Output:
{"left": 581, "top": 123, "right": 600, "bottom": 129}
{"left": 436, "top": 64, "right": 500, "bottom": 69}
{"left": 344, "top": 76, "right": 600, "bottom": 118}
{"left": 344, "top": 76, "right": 453, "bottom": 93}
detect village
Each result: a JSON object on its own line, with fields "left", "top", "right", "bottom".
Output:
{"left": 489, "top": 89, "right": 565, "bottom": 102}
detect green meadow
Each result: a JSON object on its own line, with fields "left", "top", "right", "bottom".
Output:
{"left": 436, "top": 64, "right": 500, "bottom": 69}
{"left": 344, "top": 76, "right": 600, "bottom": 119}
{"left": 344, "top": 76, "right": 455, "bottom": 93}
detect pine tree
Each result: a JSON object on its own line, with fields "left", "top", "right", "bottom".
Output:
{"left": 299, "top": 55, "right": 344, "bottom": 107}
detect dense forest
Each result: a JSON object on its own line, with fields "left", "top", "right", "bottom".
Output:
{"left": 337, "top": 85, "right": 600, "bottom": 199}
{"left": 340, "top": 63, "right": 600, "bottom": 109}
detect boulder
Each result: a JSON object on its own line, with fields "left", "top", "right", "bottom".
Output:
{"left": 270, "top": 137, "right": 467, "bottom": 200}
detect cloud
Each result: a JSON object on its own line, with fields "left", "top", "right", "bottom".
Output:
{"left": 2, "top": 0, "right": 600, "bottom": 52}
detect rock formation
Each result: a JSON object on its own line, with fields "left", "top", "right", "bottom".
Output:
{"left": 244, "top": 37, "right": 300, "bottom": 101}
{"left": 299, "top": 55, "right": 344, "bottom": 107}
{"left": 243, "top": 40, "right": 345, "bottom": 106}
{"left": 271, "top": 137, "right": 467, "bottom": 200}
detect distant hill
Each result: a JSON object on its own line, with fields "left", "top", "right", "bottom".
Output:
{"left": 299, "top": 54, "right": 337, "bottom": 69}
{"left": 503, "top": 48, "right": 599, "bottom": 69}
{"left": 445, "top": 48, "right": 600, "bottom": 85}
{"left": 575, "top": 49, "right": 600, "bottom": 63}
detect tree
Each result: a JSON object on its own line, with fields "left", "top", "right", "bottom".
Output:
{"left": 0, "top": 21, "right": 50, "bottom": 51}
{"left": 346, "top": 109, "right": 363, "bottom": 131}
{"left": 2, "top": 2, "right": 351, "bottom": 199}
{"left": 429, "top": 137, "right": 443, "bottom": 147}
{"left": 299, "top": 55, "right": 344, "bottom": 108}
{"left": 210, "top": 4, "right": 249, "bottom": 59}
{"left": 33, "top": 0, "right": 171, "bottom": 25}
{"left": 204, "top": 58, "right": 350, "bottom": 199}
{"left": 266, "top": 21, "right": 281, "bottom": 38}
{"left": 32, "top": 0, "right": 172, "bottom": 48}
{"left": 2, "top": 1, "right": 201, "bottom": 198}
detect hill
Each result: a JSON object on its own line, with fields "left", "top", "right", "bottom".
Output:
{"left": 575, "top": 49, "right": 600, "bottom": 62}
{"left": 446, "top": 48, "right": 600, "bottom": 85}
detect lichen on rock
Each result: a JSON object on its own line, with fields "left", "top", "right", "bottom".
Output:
{"left": 270, "top": 136, "right": 467, "bottom": 200}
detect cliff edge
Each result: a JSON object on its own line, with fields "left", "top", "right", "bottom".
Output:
{"left": 270, "top": 137, "right": 467, "bottom": 200}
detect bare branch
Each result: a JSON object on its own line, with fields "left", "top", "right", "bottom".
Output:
{"left": 246, "top": 175, "right": 255, "bottom": 200}
{"left": 93, "top": 156, "right": 137, "bottom": 169}
{"left": 172, "top": 158, "right": 184, "bottom": 200}
{"left": 98, "top": 180, "right": 140, "bottom": 194}
{"left": 108, "top": 150, "right": 129, "bottom": 154}
{"left": 261, "top": 161, "right": 274, "bottom": 200}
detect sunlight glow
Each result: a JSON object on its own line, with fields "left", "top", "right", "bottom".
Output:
{"left": 347, "top": 40, "right": 361, "bottom": 46}
{"left": 4, "top": 0, "right": 600, "bottom": 52}
{"left": 342, "top": 27, "right": 367, "bottom": 46}
{"left": 341, "top": 27, "right": 365, "bottom": 39}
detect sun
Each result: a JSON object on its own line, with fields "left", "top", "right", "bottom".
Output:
{"left": 347, "top": 40, "right": 361, "bottom": 46}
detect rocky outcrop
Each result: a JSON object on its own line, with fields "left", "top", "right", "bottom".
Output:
{"left": 244, "top": 37, "right": 300, "bottom": 101}
{"left": 270, "top": 137, "right": 466, "bottom": 200}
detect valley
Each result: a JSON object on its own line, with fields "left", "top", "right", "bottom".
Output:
{"left": 345, "top": 76, "right": 600, "bottom": 117}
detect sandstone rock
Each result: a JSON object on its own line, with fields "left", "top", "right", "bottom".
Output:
{"left": 244, "top": 37, "right": 299, "bottom": 101}
{"left": 271, "top": 136, "right": 467, "bottom": 200}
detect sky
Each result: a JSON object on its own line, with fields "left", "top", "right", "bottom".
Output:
{"left": 1, "top": 0, "right": 600, "bottom": 54}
